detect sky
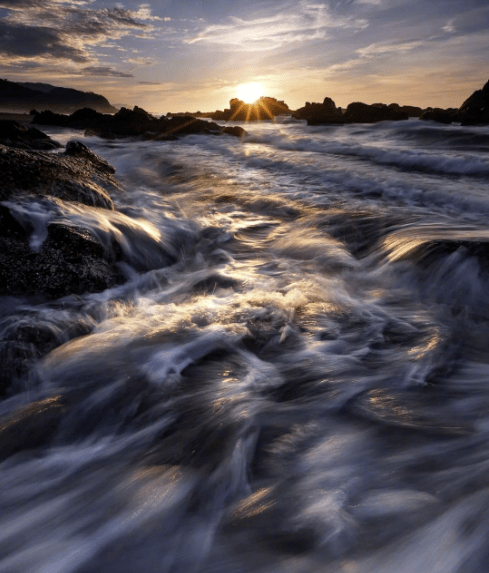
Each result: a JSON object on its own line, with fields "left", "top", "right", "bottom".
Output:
{"left": 0, "top": 0, "right": 488, "bottom": 113}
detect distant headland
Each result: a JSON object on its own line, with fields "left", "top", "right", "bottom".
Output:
{"left": 0, "top": 79, "right": 117, "bottom": 114}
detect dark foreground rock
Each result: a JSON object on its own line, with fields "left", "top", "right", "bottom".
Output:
{"left": 0, "top": 141, "right": 116, "bottom": 208}
{"left": 0, "top": 396, "right": 66, "bottom": 456}
{"left": 33, "top": 106, "right": 247, "bottom": 138}
{"left": 0, "top": 120, "right": 62, "bottom": 150}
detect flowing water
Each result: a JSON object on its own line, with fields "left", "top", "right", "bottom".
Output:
{"left": 2, "top": 118, "right": 489, "bottom": 572}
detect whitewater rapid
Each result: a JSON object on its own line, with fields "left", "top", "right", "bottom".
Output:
{"left": 1, "top": 118, "right": 489, "bottom": 573}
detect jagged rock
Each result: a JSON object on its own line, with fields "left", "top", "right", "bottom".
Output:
{"left": 459, "top": 79, "right": 489, "bottom": 125}
{"left": 293, "top": 97, "right": 344, "bottom": 124}
{"left": 420, "top": 79, "right": 489, "bottom": 126}
{"left": 0, "top": 144, "right": 117, "bottom": 208}
{"left": 0, "top": 120, "right": 61, "bottom": 150}
{"left": 343, "top": 102, "right": 409, "bottom": 123}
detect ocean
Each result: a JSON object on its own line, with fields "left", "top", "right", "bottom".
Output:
{"left": 2, "top": 117, "right": 489, "bottom": 572}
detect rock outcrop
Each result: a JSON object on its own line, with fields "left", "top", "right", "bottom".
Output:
{"left": 0, "top": 120, "right": 62, "bottom": 150}
{"left": 342, "top": 102, "right": 409, "bottom": 123}
{"left": 33, "top": 106, "right": 247, "bottom": 138}
{"left": 420, "top": 79, "right": 489, "bottom": 126}
{"left": 0, "top": 141, "right": 124, "bottom": 302}
{"left": 459, "top": 79, "right": 489, "bottom": 125}
{"left": 212, "top": 97, "right": 290, "bottom": 121}
{"left": 293, "top": 97, "right": 344, "bottom": 124}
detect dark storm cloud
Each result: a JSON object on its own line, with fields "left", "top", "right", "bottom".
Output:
{"left": 0, "top": 0, "right": 157, "bottom": 67}
{"left": 0, "top": 20, "right": 88, "bottom": 61}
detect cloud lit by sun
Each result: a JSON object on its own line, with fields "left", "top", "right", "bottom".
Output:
{"left": 236, "top": 82, "right": 263, "bottom": 103}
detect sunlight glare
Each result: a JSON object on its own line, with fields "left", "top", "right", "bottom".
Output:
{"left": 236, "top": 82, "right": 263, "bottom": 103}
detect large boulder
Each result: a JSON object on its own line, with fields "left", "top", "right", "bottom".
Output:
{"left": 0, "top": 144, "right": 116, "bottom": 208}
{"left": 343, "top": 102, "right": 408, "bottom": 123}
{"left": 0, "top": 120, "right": 61, "bottom": 150}
{"left": 388, "top": 103, "right": 424, "bottom": 118}
{"left": 293, "top": 97, "right": 344, "bottom": 124}
{"left": 420, "top": 108, "right": 462, "bottom": 124}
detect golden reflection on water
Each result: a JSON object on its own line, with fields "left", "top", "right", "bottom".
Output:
{"left": 232, "top": 487, "right": 275, "bottom": 519}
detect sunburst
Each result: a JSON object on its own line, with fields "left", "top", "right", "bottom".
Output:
{"left": 236, "top": 82, "right": 263, "bottom": 103}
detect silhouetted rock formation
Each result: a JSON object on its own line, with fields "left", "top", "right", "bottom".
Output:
{"left": 0, "top": 79, "right": 117, "bottom": 114}
{"left": 33, "top": 106, "right": 246, "bottom": 138}
{"left": 343, "top": 102, "right": 409, "bottom": 123}
{"left": 293, "top": 98, "right": 411, "bottom": 125}
{"left": 293, "top": 97, "right": 344, "bottom": 124}
{"left": 212, "top": 97, "right": 290, "bottom": 121}
{"left": 0, "top": 120, "right": 62, "bottom": 150}
{"left": 420, "top": 79, "right": 489, "bottom": 126}
{"left": 387, "top": 103, "right": 424, "bottom": 118}
{"left": 459, "top": 79, "right": 489, "bottom": 125}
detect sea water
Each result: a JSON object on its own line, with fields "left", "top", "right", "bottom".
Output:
{"left": 1, "top": 118, "right": 489, "bottom": 572}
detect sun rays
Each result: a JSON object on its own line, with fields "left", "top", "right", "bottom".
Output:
{"left": 236, "top": 82, "right": 263, "bottom": 103}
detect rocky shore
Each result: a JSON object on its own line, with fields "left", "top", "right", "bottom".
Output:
{"left": 32, "top": 106, "right": 247, "bottom": 139}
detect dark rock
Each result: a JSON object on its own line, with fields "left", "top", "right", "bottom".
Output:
{"left": 294, "top": 97, "right": 344, "bottom": 125}
{"left": 0, "top": 120, "right": 62, "bottom": 150}
{"left": 0, "top": 144, "right": 117, "bottom": 208}
{"left": 0, "top": 396, "right": 66, "bottom": 458}
{"left": 0, "top": 217, "right": 124, "bottom": 299}
{"left": 420, "top": 108, "right": 461, "bottom": 124}
{"left": 420, "top": 79, "right": 489, "bottom": 126}
{"left": 343, "top": 102, "right": 409, "bottom": 123}
{"left": 459, "top": 79, "right": 489, "bottom": 126}
{"left": 388, "top": 103, "right": 424, "bottom": 117}
{"left": 64, "top": 140, "right": 116, "bottom": 174}
{"left": 222, "top": 126, "right": 247, "bottom": 137}
{"left": 33, "top": 106, "right": 246, "bottom": 139}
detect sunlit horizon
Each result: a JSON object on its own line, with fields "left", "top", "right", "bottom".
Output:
{"left": 236, "top": 82, "right": 264, "bottom": 103}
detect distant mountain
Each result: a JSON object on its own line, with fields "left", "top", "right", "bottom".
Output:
{"left": 0, "top": 79, "right": 117, "bottom": 114}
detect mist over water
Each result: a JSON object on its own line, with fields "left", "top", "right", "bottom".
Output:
{"left": 2, "top": 118, "right": 489, "bottom": 572}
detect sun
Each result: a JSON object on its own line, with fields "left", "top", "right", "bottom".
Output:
{"left": 236, "top": 82, "right": 263, "bottom": 103}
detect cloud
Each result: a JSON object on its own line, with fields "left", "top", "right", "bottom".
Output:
{"left": 126, "top": 57, "right": 155, "bottom": 66}
{"left": 356, "top": 39, "right": 425, "bottom": 58}
{"left": 0, "top": 20, "right": 88, "bottom": 61}
{"left": 186, "top": 1, "right": 367, "bottom": 51}
{"left": 0, "top": 0, "right": 160, "bottom": 69}
{"left": 82, "top": 66, "right": 134, "bottom": 78}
